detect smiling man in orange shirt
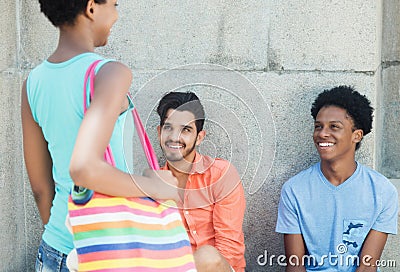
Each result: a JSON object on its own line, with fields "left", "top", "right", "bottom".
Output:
{"left": 156, "top": 91, "right": 246, "bottom": 272}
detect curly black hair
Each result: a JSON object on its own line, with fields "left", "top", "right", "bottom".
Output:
{"left": 311, "top": 85, "right": 374, "bottom": 150}
{"left": 38, "top": 0, "right": 106, "bottom": 27}
{"left": 157, "top": 92, "right": 205, "bottom": 134}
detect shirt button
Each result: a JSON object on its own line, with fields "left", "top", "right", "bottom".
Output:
{"left": 193, "top": 230, "right": 197, "bottom": 234}
{"left": 184, "top": 211, "right": 189, "bottom": 215}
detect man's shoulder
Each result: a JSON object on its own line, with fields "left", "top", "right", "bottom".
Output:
{"left": 202, "top": 155, "right": 236, "bottom": 172}
{"left": 358, "top": 162, "right": 387, "bottom": 180}
{"left": 358, "top": 163, "right": 397, "bottom": 193}
{"left": 284, "top": 163, "right": 319, "bottom": 188}
{"left": 198, "top": 155, "right": 241, "bottom": 184}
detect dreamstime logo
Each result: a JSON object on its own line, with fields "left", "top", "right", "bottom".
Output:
{"left": 257, "top": 248, "right": 397, "bottom": 268}
{"left": 122, "top": 63, "right": 276, "bottom": 206}
{"left": 336, "top": 243, "right": 348, "bottom": 254}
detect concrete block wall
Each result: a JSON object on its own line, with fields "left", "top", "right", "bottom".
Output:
{"left": 379, "top": 0, "right": 400, "bottom": 267}
{"left": 0, "top": 0, "right": 398, "bottom": 271}
{"left": 380, "top": 0, "right": 400, "bottom": 179}
{"left": 1, "top": 1, "right": 43, "bottom": 271}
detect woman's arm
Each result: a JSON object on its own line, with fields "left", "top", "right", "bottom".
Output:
{"left": 21, "top": 80, "right": 55, "bottom": 225}
{"left": 69, "top": 62, "right": 179, "bottom": 200}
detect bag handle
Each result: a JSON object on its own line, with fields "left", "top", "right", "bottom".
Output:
{"left": 130, "top": 105, "right": 160, "bottom": 170}
{"left": 83, "top": 60, "right": 101, "bottom": 113}
{"left": 84, "top": 60, "right": 160, "bottom": 170}
{"left": 83, "top": 60, "right": 116, "bottom": 166}
{"left": 72, "top": 60, "right": 161, "bottom": 204}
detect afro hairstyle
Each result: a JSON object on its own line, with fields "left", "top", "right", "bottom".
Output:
{"left": 311, "top": 85, "right": 374, "bottom": 150}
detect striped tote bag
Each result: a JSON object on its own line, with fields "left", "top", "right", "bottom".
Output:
{"left": 68, "top": 196, "right": 196, "bottom": 271}
{"left": 68, "top": 60, "right": 196, "bottom": 271}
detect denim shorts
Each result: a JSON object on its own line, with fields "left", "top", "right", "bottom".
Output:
{"left": 35, "top": 239, "right": 69, "bottom": 272}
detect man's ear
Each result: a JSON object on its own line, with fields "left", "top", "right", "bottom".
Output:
{"left": 196, "top": 130, "right": 206, "bottom": 146}
{"left": 352, "top": 129, "right": 363, "bottom": 144}
{"left": 85, "top": 0, "right": 96, "bottom": 19}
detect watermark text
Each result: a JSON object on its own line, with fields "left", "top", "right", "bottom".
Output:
{"left": 257, "top": 249, "right": 397, "bottom": 268}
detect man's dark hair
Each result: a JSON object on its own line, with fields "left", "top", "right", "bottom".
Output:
{"left": 157, "top": 92, "right": 205, "bottom": 134}
{"left": 311, "top": 85, "right": 374, "bottom": 150}
{"left": 39, "top": 0, "right": 106, "bottom": 27}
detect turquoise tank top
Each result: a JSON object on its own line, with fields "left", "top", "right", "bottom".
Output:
{"left": 26, "top": 52, "right": 133, "bottom": 254}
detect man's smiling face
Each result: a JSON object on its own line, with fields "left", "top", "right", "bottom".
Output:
{"left": 313, "top": 105, "right": 362, "bottom": 163}
{"left": 158, "top": 109, "right": 204, "bottom": 163}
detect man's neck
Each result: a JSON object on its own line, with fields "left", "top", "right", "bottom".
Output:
{"left": 166, "top": 153, "right": 196, "bottom": 189}
{"left": 320, "top": 157, "right": 357, "bottom": 186}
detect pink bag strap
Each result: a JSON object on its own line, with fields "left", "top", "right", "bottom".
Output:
{"left": 83, "top": 59, "right": 101, "bottom": 112}
{"left": 131, "top": 107, "right": 160, "bottom": 170}
{"left": 83, "top": 60, "right": 116, "bottom": 166}
{"left": 84, "top": 60, "right": 160, "bottom": 170}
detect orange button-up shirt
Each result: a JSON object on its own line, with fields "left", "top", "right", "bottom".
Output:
{"left": 163, "top": 152, "right": 246, "bottom": 271}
